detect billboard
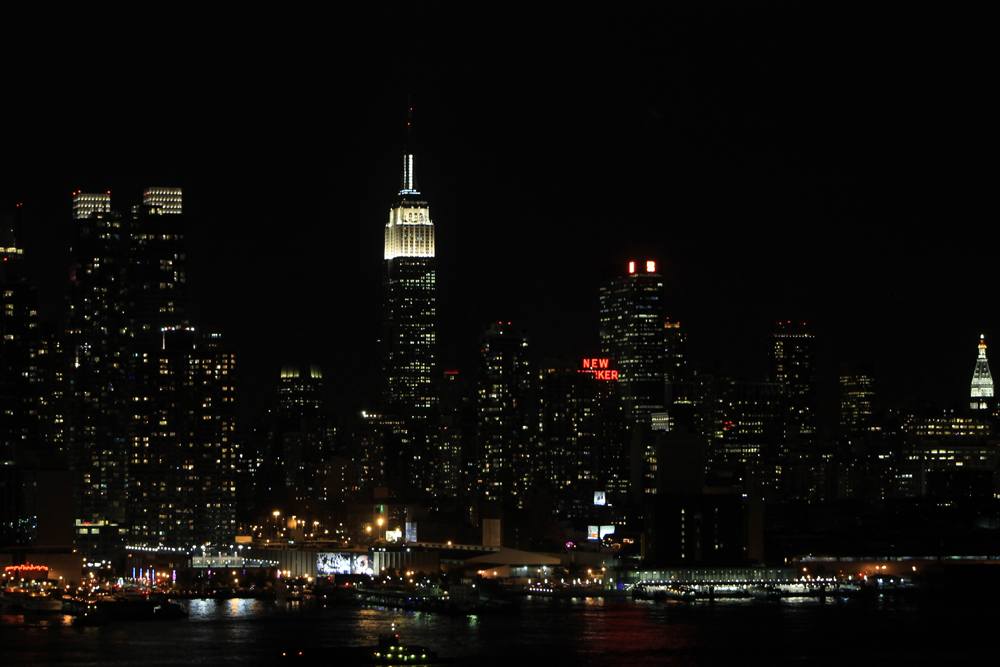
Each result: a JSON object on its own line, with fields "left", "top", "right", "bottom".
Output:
{"left": 317, "top": 552, "right": 372, "bottom": 576}
{"left": 587, "top": 525, "right": 616, "bottom": 541}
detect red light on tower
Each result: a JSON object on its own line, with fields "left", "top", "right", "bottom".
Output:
{"left": 628, "top": 261, "right": 635, "bottom": 274}
{"left": 646, "top": 261, "right": 656, "bottom": 273}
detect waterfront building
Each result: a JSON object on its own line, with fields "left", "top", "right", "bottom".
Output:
{"left": 970, "top": 335, "right": 993, "bottom": 410}
{"left": 67, "top": 192, "right": 130, "bottom": 536}
{"left": 128, "top": 327, "right": 237, "bottom": 549}
{"left": 66, "top": 189, "right": 237, "bottom": 556}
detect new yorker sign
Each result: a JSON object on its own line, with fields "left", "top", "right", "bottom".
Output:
{"left": 582, "top": 358, "right": 618, "bottom": 380}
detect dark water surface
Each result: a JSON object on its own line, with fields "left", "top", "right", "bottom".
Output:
{"left": 0, "top": 595, "right": 985, "bottom": 666}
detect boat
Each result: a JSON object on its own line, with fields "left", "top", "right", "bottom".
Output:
{"left": 24, "top": 592, "right": 64, "bottom": 612}
{"left": 62, "top": 593, "right": 187, "bottom": 622}
{"left": 370, "top": 625, "right": 437, "bottom": 665}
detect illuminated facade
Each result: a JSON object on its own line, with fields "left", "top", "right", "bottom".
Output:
{"left": 142, "top": 187, "right": 183, "bottom": 214}
{"left": 970, "top": 335, "right": 993, "bottom": 410}
{"left": 382, "top": 108, "right": 437, "bottom": 421}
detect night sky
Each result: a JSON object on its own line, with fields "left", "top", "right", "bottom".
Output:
{"left": 3, "top": 6, "right": 994, "bottom": 427}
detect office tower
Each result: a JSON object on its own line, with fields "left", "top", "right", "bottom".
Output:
{"left": 128, "top": 187, "right": 187, "bottom": 345}
{"left": 277, "top": 365, "right": 324, "bottom": 429}
{"left": 66, "top": 192, "right": 130, "bottom": 536}
{"left": 599, "top": 260, "right": 665, "bottom": 502}
{"left": 839, "top": 363, "right": 875, "bottom": 435}
{"left": 535, "top": 361, "right": 592, "bottom": 517}
{"left": 771, "top": 321, "right": 816, "bottom": 441}
{"left": 274, "top": 364, "right": 331, "bottom": 500}
{"left": 435, "top": 369, "right": 476, "bottom": 497}
{"left": 663, "top": 318, "right": 688, "bottom": 403}
{"left": 478, "top": 323, "right": 531, "bottom": 505}
{"left": 535, "top": 359, "right": 625, "bottom": 517}
{"left": 970, "top": 335, "right": 993, "bottom": 410}
{"left": 715, "top": 380, "right": 785, "bottom": 467}
{"left": 1, "top": 209, "right": 39, "bottom": 467}
{"left": 382, "top": 106, "right": 436, "bottom": 422}
{"left": 1, "top": 209, "right": 37, "bottom": 548}
{"left": 599, "top": 260, "right": 666, "bottom": 425}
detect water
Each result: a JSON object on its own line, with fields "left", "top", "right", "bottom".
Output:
{"left": 0, "top": 595, "right": 986, "bottom": 666}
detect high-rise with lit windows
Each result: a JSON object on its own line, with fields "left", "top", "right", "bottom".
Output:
{"left": 771, "top": 321, "right": 816, "bottom": 441}
{"left": 382, "top": 107, "right": 437, "bottom": 421}
{"left": 67, "top": 192, "right": 130, "bottom": 538}
{"left": 128, "top": 187, "right": 187, "bottom": 346}
{"left": 66, "top": 188, "right": 237, "bottom": 555}
{"left": 599, "top": 260, "right": 666, "bottom": 425}
{"left": 970, "top": 335, "right": 993, "bottom": 410}
{"left": 478, "top": 323, "right": 531, "bottom": 504}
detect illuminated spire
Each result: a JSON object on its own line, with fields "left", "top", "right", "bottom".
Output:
{"left": 399, "top": 99, "right": 419, "bottom": 196}
{"left": 385, "top": 98, "right": 433, "bottom": 260}
{"left": 970, "top": 335, "right": 993, "bottom": 410}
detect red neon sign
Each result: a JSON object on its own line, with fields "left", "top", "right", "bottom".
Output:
{"left": 5, "top": 564, "right": 49, "bottom": 573}
{"left": 582, "top": 359, "right": 618, "bottom": 380}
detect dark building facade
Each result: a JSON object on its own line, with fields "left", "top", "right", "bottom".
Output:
{"left": 477, "top": 323, "right": 531, "bottom": 505}
{"left": 599, "top": 260, "right": 665, "bottom": 425}
{"left": 66, "top": 193, "right": 130, "bottom": 535}
{"left": 771, "top": 321, "right": 817, "bottom": 443}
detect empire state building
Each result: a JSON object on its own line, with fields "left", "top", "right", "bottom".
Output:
{"left": 382, "top": 107, "right": 437, "bottom": 421}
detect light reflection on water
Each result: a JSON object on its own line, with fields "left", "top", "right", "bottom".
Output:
{"left": 0, "top": 594, "right": 990, "bottom": 666}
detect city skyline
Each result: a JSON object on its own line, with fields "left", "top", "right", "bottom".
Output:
{"left": 3, "top": 7, "right": 993, "bottom": 423}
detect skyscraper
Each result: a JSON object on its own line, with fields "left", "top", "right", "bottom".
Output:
{"left": 771, "top": 321, "right": 816, "bottom": 441}
{"left": 67, "top": 192, "right": 130, "bottom": 536}
{"left": 970, "top": 335, "right": 993, "bottom": 410}
{"left": 478, "top": 323, "right": 531, "bottom": 504}
{"left": 599, "top": 260, "right": 666, "bottom": 424}
{"left": 128, "top": 327, "right": 237, "bottom": 549}
{"left": 839, "top": 363, "right": 875, "bottom": 436}
{"left": 128, "top": 187, "right": 187, "bottom": 345}
{"left": 382, "top": 106, "right": 436, "bottom": 422}
{"left": 66, "top": 189, "right": 236, "bottom": 555}
{"left": 1, "top": 208, "right": 38, "bottom": 468}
